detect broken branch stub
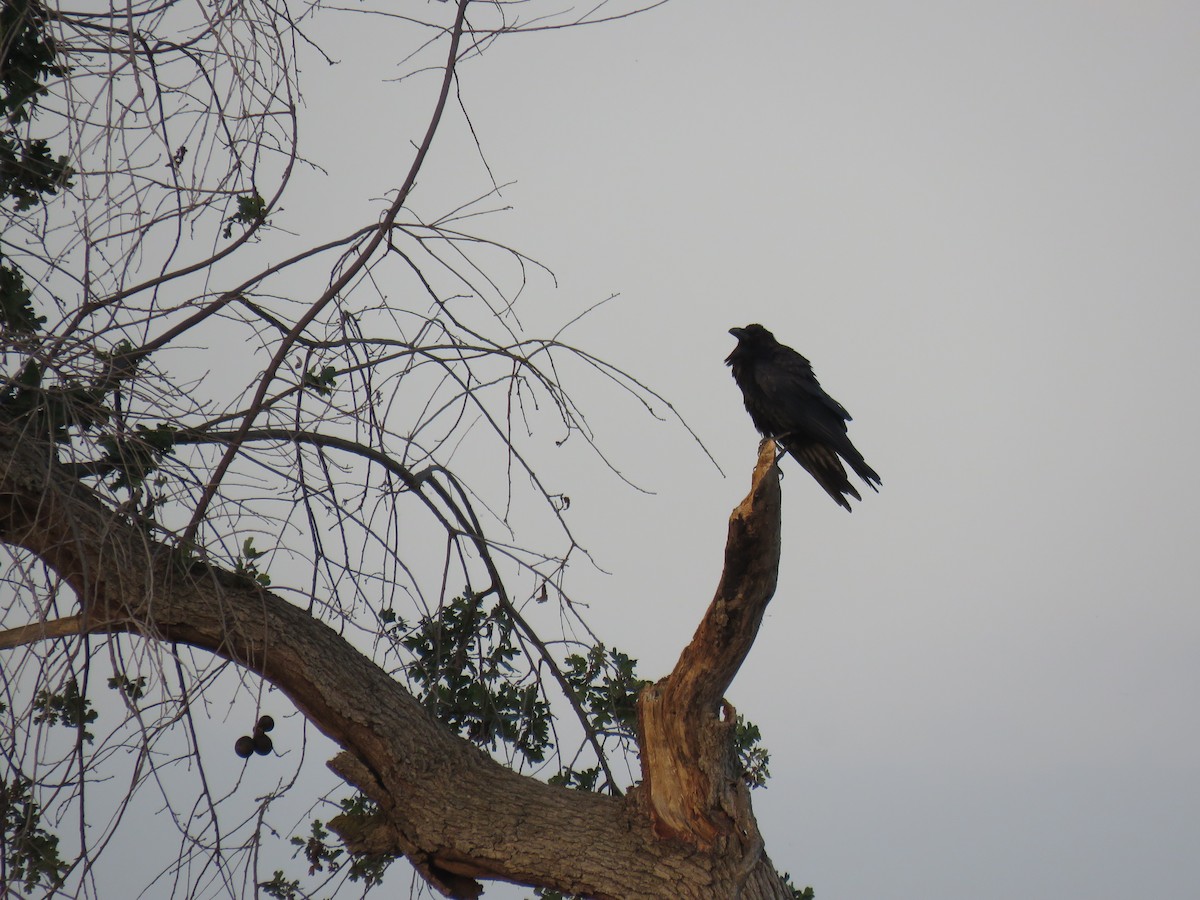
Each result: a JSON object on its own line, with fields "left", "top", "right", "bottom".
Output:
{"left": 637, "top": 440, "right": 782, "bottom": 847}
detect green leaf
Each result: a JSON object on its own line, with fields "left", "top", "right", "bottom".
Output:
{"left": 0, "top": 135, "right": 73, "bottom": 211}
{"left": 107, "top": 674, "right": 147, "bottom": 702}
{"left": 781, "top": 872, "right": 816, "bottom": 899}
{"left": 234, "top": 537, "right": 273, "bottom": 586}
{"left": 733, "top": 715, "right": 772, "bottom": 788}
{"left": 0, "top": 0, "right": 74, "bottom": 211}
{"left": 98, "top": 423, "right": 177, "bottom": 491}
{"left": 563, "top": 643, "right": 647, "bottom": 734}
{"left": 0, "top": 777, "right": 69, "bottom": 893}
{"left": 259, "top": 871, "right": 302, "bottom": 900}
{"left": 302, "top": 365, "right": 337, "bottom": 396}
{"left": 402, "top": 593, "right": 552, "bottom": 764}
{"left": 0, "top": 260, "right": 46, "bottom": 332}
{"left": 222, "top": 191, "right": 268, "bottom": 238}
{"left": 32, "top": 677, "right": 97, "bottom": 743}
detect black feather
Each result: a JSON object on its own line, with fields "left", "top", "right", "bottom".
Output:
{"left": 726, "top": 323, "right": 881, "bottom": 511}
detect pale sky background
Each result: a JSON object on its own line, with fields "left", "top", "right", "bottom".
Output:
{"left": 74, "top": 2, "right": 1199, "bottom": 897}
{"left": 401, "top": 4, "right": 1199, "bottom": 897}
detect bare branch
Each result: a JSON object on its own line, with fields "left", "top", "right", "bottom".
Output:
{"left": 638, "top": 439, "right": 781, "bottom": 846}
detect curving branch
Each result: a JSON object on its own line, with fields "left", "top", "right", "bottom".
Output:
{"left": 180, "top": 0, "right": 474, "bottom": 544}
{"left": 2, "top": 2, "right": 807, "bottom": 897}
{"left": 0, "top": 421, "right": 794, "bottom": 898}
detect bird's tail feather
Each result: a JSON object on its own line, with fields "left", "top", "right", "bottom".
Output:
{"left": 787, "top": 443, "right": 861, "bottom": 512}
{"left": 844, "top": 450, "right": 882, "bottom": 493}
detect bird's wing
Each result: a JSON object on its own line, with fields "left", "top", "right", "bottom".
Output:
{"left": 752, "top": 351, "right": 852, "bottom": 441}
{"left": 755, "top": 356, "right": 882, "bottom": 491}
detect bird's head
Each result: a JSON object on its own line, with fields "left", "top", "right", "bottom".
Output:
{"left": 726, "top": 323, "right": 776, "bottom": 363}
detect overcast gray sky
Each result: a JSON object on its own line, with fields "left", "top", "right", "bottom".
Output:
{"left": 78, "top": 2, "right": 1198, "bottom": 897}
{"left": 419, "top": 4, "right": 1200, "bottom": 897}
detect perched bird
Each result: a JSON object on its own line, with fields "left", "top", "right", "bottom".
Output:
{"left": 726, "top": 324, "right": 881, "bottom": 511}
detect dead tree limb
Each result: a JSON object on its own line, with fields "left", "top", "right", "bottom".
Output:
{"left": 637, "top": 439, "right": 781, "bottom": 850}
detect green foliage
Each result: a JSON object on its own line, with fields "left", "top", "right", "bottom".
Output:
{"left": 550, "top": 643, "right": 650, "bottom": 794}
{"left": 94, "top": 340, "right": 140, "bottom": 381}
{"left": 0, "top": 258, "right": 45, "bottom": 332}
{"left": 402, "top": 593, "right": 551, "bottom": 763}
{"left": 260, "top": 871, "right": 302, "bottom": 900}
{"left": 0, "top": 133, "right": 72, "bottom": 211}
{"left": 0, "top": 0, "right": 67, "bottom": 123}
{"left": 234, "top": 537, "right": 272, "bottom": 587}
{"left": 107, "top": 674, "right": 147, "bottom": 703}
{"left": 0, "top": 359, "right": 43, "bottom": 417}
{"left": 32, "top": 677, "right": 97, "bottom": 744}
{"left": 0, "top": 776, "right": 69, "bottom": 894}
{"left": 547, "top": 764, "right": 601, "bottom": 793}
{"left": 1, "top": 0, "right": 73, "bottom": 212}
{"left": 222, "top": 191, "right": 267, "bottom": 238}
{"left": 562, "top": 643, "right": 646, "bottom": 734}
{"left": 292, "top": 819, "right": 342, "bottom": 877}
{"left": 337, "top": 793, "right": 376, "bottom": 818}
{"left": 97, "top": 423, "right": 177, "bottom": 491}
{"left": 272, "top": 796, "right": 394, "bottom": 897}
{"left": 733, "top": 715, "right": 771, "bottom": 788}
{"left": 287, "top": 811, "right": 391, "bottom": 890}
{"left": 303, "top": 365, "right": 338, "bottom": 396}
{"left": 0, "top": 361, "right": 108, "bottom": 440}
{"left": 283, "top": 606, "right": 777, "bottom": 896}
{"left": 781, "top": 872, "right": 816, "bottom": 898}
{"left": 346, "top": 847, "right": 390, "bottom": 887}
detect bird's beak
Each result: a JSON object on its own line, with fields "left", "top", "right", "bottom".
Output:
{"left": 725, "top": 328, "right": 746, "bottom": 365}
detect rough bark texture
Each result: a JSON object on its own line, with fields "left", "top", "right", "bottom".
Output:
{"left": 0, "top": 423, "right": 794, "bottom": 898}
{"left": 637, "top": 440, "right": 783, "bottom": 863}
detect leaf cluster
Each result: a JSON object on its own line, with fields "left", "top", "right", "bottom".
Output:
{"left": 562, "top": 643, "right": 645, "bottom": 735}
{"left": 106, "top": 674, "right": 147, "bottom": 703}
{"left": 32, "top": 677, "right": 97, "bottom": 744}
{"left": 781, "top": 873, "right": 816, "bottom": 898}
{"left": 733, "top": 715, "right": 772, "bottom": 789}
{"left": 402, "top": 593, "right": 551, "bottom": 763}
{"left": 0, "top": 257, "right": 44, "bottom": 332}
{"left": 259, "top": 871, "right": 302, "bottom": 900}
{"left": 1, "top": 0, "right": 73, "bottom": 213}
{"left": 222, "top": 191, "right": 268, "bottom": 238}
{"left": 0, "top": 776, "right": 69, "bottom": 894}
{"left": 302, "top": 365, "right": 338, "bottom": 396}
{"left": 285, "top": 809, "right": 390, "bottom": 892}
{"left": 97, "top": 423, "right": 177, "bottom": 491}
{"left": 233, "top": 536, "right": 273, "bottom": 587}
{"left": 0, "top": 361, "right": 108, "bottom": 440}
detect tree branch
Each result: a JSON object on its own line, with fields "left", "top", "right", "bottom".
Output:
{"left": 182, "top": 0, "right": 473, "bottom": 545}
{"left": 0, "top": 614, "right": 87, "bottom": 649}
{"left": 1, "top": 422, "right": 788, "bottom": 897}
{"left": 637, "top": 439, "right": 781, "bottom": 847}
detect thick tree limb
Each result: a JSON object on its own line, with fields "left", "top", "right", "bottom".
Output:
{"left": 637, "top": 439, "right": 781, "bottom": 848}
{"left": 0, "top": 421, "right": 632, "bottom": 896}
{"left": 0, "top": 423, "right": 794, "bottom": 897}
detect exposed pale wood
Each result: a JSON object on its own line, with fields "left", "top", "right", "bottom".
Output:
{"left": 637, "top": 439, "right": 781, "bottom": 848}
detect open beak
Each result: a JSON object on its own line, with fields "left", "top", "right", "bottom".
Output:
{"left": 725, "top": 328, "right": 746, "bottom": 364}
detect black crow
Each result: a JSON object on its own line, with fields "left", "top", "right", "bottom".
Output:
{"left": 726, "top": 324, "right": 880, "bottom": 511}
